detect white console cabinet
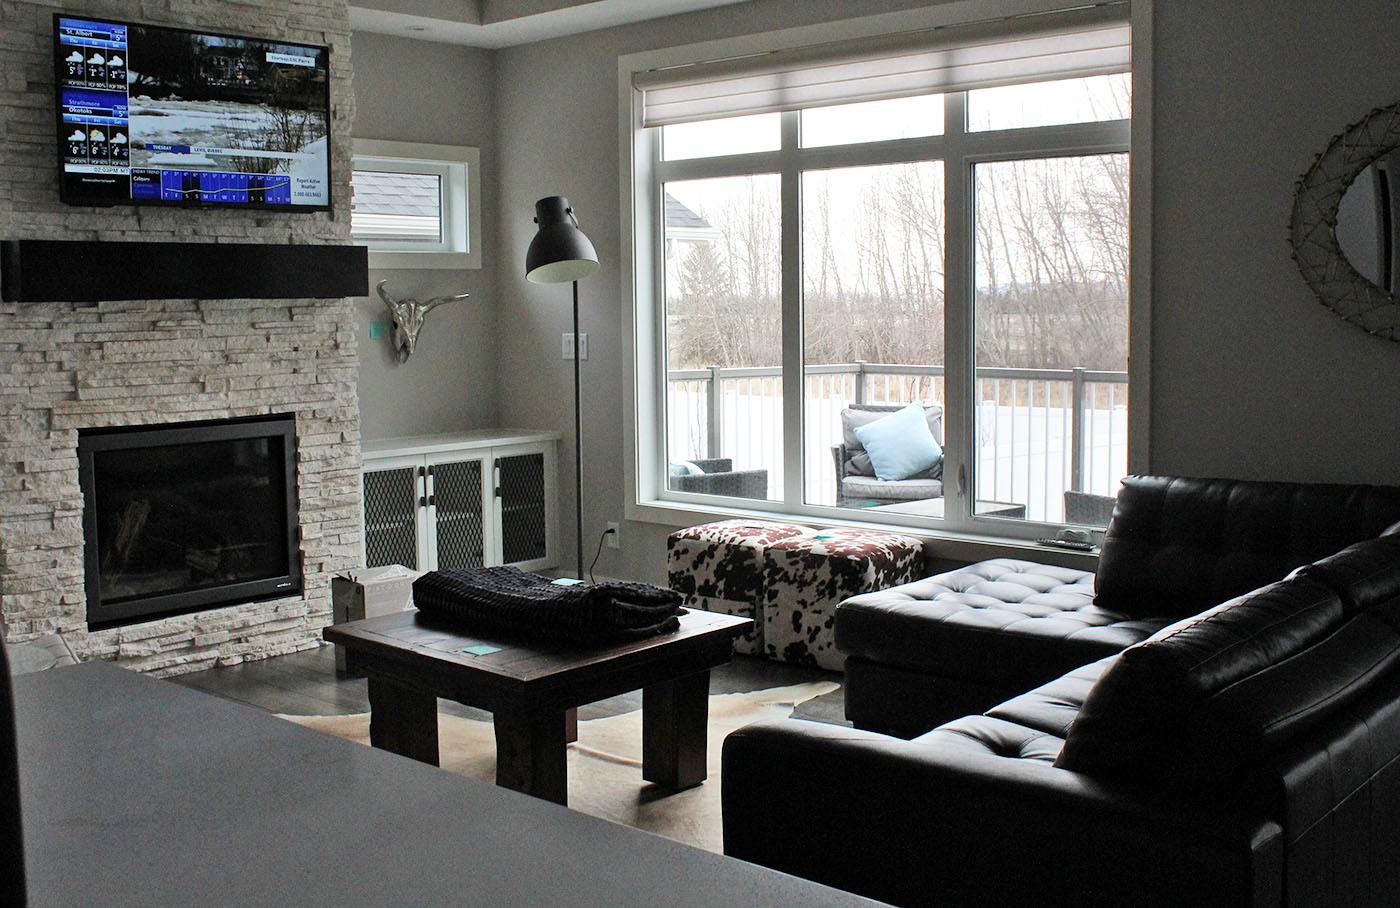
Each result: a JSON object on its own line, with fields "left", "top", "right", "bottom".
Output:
{"left": 360, "top": 430, "right": 560, "bottom": 574}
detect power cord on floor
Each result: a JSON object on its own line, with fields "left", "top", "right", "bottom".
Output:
{"left": 589, "top": 527, "right": 616, "bottom": 583}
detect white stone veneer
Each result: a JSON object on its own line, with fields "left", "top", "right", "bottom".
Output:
{"left": 0, "top": 0, "right": 360, "bottom": 675}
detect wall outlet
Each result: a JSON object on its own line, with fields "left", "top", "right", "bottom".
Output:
{"left": 605, "top": 521, "right": 621, "bottom": 548}
{"left": 561, "top": 332, "right": 589, "bottom": 360}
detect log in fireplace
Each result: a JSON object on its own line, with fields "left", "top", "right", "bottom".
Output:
{"left": 77, "top": 414, "right": 302, "bottom": 630}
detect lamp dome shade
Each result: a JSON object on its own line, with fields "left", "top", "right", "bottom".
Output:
{"left": 526, "top": 196, "right": 599, "bottom": 284}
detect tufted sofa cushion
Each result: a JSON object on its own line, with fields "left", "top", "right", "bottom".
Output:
{"left": 1058, "top": 572, "right": 1400, "bottom": 789}
{"left": 912, "top": 657, "right": 1116, "bottom": 765}
{"left": 916, "top": 715, "right": 1065, "bottom": 764}
{"left": 984, "top": 656, "right": 1114, "bottom": 739}
{"left": 837, "top": 559, "right": 1168, "bottom": 695}
{"left": 1095, "top": 476, "right": 1400, "bottom": 620}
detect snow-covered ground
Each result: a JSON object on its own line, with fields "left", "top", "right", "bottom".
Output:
{"left": 667, "top": 376, "right": 1129, "bottom": 522}
{"left": 128, "top": 96, "right": 327, "bottom": 176}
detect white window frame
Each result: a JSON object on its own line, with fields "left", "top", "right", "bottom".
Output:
{"left": 352, "top": 139, "right": 481, "bottom": 270}
{"left": 618, "top": 0, "right": 1153, "bottom": 558}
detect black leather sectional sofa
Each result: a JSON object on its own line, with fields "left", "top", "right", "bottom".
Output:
{"left": 721, "top": 476, "right": 1400, "bottom": 908}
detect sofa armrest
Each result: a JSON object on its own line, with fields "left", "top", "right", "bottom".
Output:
{"left": 689, "top": 457, "right": 733, "bottom": 473}
{"left": 722, "top": 720, "right": 1283, "bottom": 908}
{"left": 670, "top": 469, "right": 768, "bottom": 499}
{"left": 831, "top": 445, "right": 848, "bottom": 500}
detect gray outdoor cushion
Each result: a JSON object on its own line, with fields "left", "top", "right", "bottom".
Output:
{"left": 841, "top": 475, "right": 944, "bottom": 501}
{"left": 842, "top": 404, "right": 944, "bottom": 449}
{"left": 848, "top": 454, "right": 942, "bottom": 481}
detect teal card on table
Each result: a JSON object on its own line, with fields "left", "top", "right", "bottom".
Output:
{"left": 461, "top": 644, "right": 502, "bottom": 656}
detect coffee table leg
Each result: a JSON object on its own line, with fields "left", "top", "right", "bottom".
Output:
{"left": 565, "top": 706, "right": 578, "bottom": 744}
{"left": 494, "top": 708, "right": 569, "bottom": 805}
{"left": 367, "top": 676, "right": 439, "bottom": 766}
{"left": 642, "top": 670, "right": 710, "bottom": 790}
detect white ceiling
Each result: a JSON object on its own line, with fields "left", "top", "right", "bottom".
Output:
{"left": 349, "top": 0, "right": 752, "bottom": 48}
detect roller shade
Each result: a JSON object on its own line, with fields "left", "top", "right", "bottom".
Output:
{"left": 636, "top": 3, "right": 1130, "bottom": 128}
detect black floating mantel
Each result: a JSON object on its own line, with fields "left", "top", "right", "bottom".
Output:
{"left": 0, "top": 239, "right": 368, "bottom": 303}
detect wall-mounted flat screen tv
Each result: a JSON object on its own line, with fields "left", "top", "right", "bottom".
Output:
{"left": 54, "top": 14, "right": 331, "bottom": 211}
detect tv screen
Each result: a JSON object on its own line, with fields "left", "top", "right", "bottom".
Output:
{"left": 54, "top": 14, "right": 331, "bottom": 210}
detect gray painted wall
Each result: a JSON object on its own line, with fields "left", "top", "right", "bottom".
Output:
{"left": 354, "top": 0, "right": 1400, "bottom": 584}
{"left": 352, "top": 30, "right": 499, "bottom": 439}
{"left": 490, "top": 0, "right": 953, "bottom": 584}
{"left": 1149, "top": 1, "right": 1400, "bottom": 482}
{"left": 490, "top": 0, "right": 1400, "bottom": 585}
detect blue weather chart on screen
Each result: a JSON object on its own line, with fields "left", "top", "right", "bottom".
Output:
{"left": 56, "top": 17, "right": 331, "bottom": 209}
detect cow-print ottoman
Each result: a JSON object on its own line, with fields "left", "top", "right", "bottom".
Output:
{"left": 762, "top": 528, "right": 923, "bottom": 671}
{"left": 667, "top": 520, "right": 816, "bottom": 655}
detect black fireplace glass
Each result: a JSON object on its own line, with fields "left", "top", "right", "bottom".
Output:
{"left": 78, "top": 415, "right": 301, "bottom": 629}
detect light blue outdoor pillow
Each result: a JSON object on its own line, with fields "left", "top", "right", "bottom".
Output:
{"left": 852, "top": 403, "right": 944, "bottom": 482}
{"left": 668, "top": 461, "right": 705, "bottom": 477}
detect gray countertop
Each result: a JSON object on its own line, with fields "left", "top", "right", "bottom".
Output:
{"left": 15, "top": 662, "right": 883, "bottom": 907}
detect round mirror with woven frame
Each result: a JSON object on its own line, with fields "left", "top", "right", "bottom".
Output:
{"left": 1290, "top": 101, "right": 1400, "bottom": 340}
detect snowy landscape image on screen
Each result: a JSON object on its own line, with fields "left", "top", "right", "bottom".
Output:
{"left": 125, "top": 28, "right": 328, "bottom": 195}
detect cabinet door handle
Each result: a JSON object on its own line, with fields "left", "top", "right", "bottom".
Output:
{"left": 427, "top": 495, "right": 436, "bottom": 507}
{"left": 419, "top": 495, "right": 428, "bottom": 508}
{"left": 493, "top": 458, "right": 502, "bottom": 497}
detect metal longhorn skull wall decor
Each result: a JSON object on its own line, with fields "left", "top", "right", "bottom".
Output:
{"left": 376, "top": 280, "right": 470, "bottom": 363}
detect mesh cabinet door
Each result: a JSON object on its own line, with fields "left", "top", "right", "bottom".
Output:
{"left": 497, "top": 452, "right": 549, "bottom": 566}
{"left": 430, "top": 458, "right": 487, "bottom": 570}
{"left": 363, "top": 466, "right": 420, "bottom": 569}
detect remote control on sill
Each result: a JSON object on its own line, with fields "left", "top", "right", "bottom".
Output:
{"left": 1037, "top": 537, "right": 1097, "bottom": 551}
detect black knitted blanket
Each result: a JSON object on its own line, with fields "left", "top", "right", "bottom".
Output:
{"left": 412, "top": 566, "right": 684, "bottom": 644}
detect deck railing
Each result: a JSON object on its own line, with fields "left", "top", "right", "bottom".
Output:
{"left": 665, "top": 362, "right": 1129, "bottom": 523}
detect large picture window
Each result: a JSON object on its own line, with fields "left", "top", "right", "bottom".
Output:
{"left": 627, "top": 3, "right": 1140, "bottom": 539}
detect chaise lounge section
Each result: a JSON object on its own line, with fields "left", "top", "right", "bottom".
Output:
{"left": 837, "top": 476, "right": 1400, "bottom": 737}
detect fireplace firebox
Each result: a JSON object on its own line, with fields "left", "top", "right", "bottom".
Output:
{"left": 77, "top": 414, "right": 301, "bottom": 630}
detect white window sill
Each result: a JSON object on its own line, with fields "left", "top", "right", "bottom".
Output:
{"left": 367, "top": 250, "right": 479, "bottom": 271}
{"left": 626, "top": 497, "right": 1100, "bottom": 570}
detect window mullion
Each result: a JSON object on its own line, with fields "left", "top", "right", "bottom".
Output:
{"left": 655, "top": 151, "right": 784, "bottom": 182}
{"left": 779, "top": 110, "right": 805, "bottom": 510}
{"left": 647, "top": 128, "right": 669, "bottom": 506}
{"left": 941, "top": 91, "right": 974, "bottom": 533}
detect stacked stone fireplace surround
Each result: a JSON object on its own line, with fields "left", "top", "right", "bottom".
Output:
{"left": 0, "top": 0, "right": 361, "bottom": 675}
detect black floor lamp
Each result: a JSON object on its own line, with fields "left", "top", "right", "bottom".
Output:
{"left": 526, "top": 196, "right": 599, "bottom": 581}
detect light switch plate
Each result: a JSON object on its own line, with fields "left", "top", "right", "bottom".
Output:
{"left": 562, "top": 333, "right": 589, "bottom": 360}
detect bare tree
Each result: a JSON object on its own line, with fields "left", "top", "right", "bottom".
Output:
{"left": 665, "top": 151, "right": 1128, "bottom": 374}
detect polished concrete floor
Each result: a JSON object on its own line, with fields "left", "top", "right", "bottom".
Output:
{"left": 171, "top": 643, "right": 849, "bottom": 726}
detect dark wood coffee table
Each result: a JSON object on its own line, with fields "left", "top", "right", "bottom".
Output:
{"left": 323, "top": 608, "right": 751, "bottom": 805}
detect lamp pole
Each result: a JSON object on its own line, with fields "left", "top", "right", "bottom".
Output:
{"left": 572, "top": 279, "right": 584, "bottom": 580}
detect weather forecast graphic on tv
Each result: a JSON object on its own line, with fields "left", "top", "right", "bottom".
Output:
{"left": 57, "top": 17, "right": 330, "bottom": 209}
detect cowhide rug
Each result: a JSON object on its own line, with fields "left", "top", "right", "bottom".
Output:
{"left": 279, "top": 681, "right": 837, "bottom": 854}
